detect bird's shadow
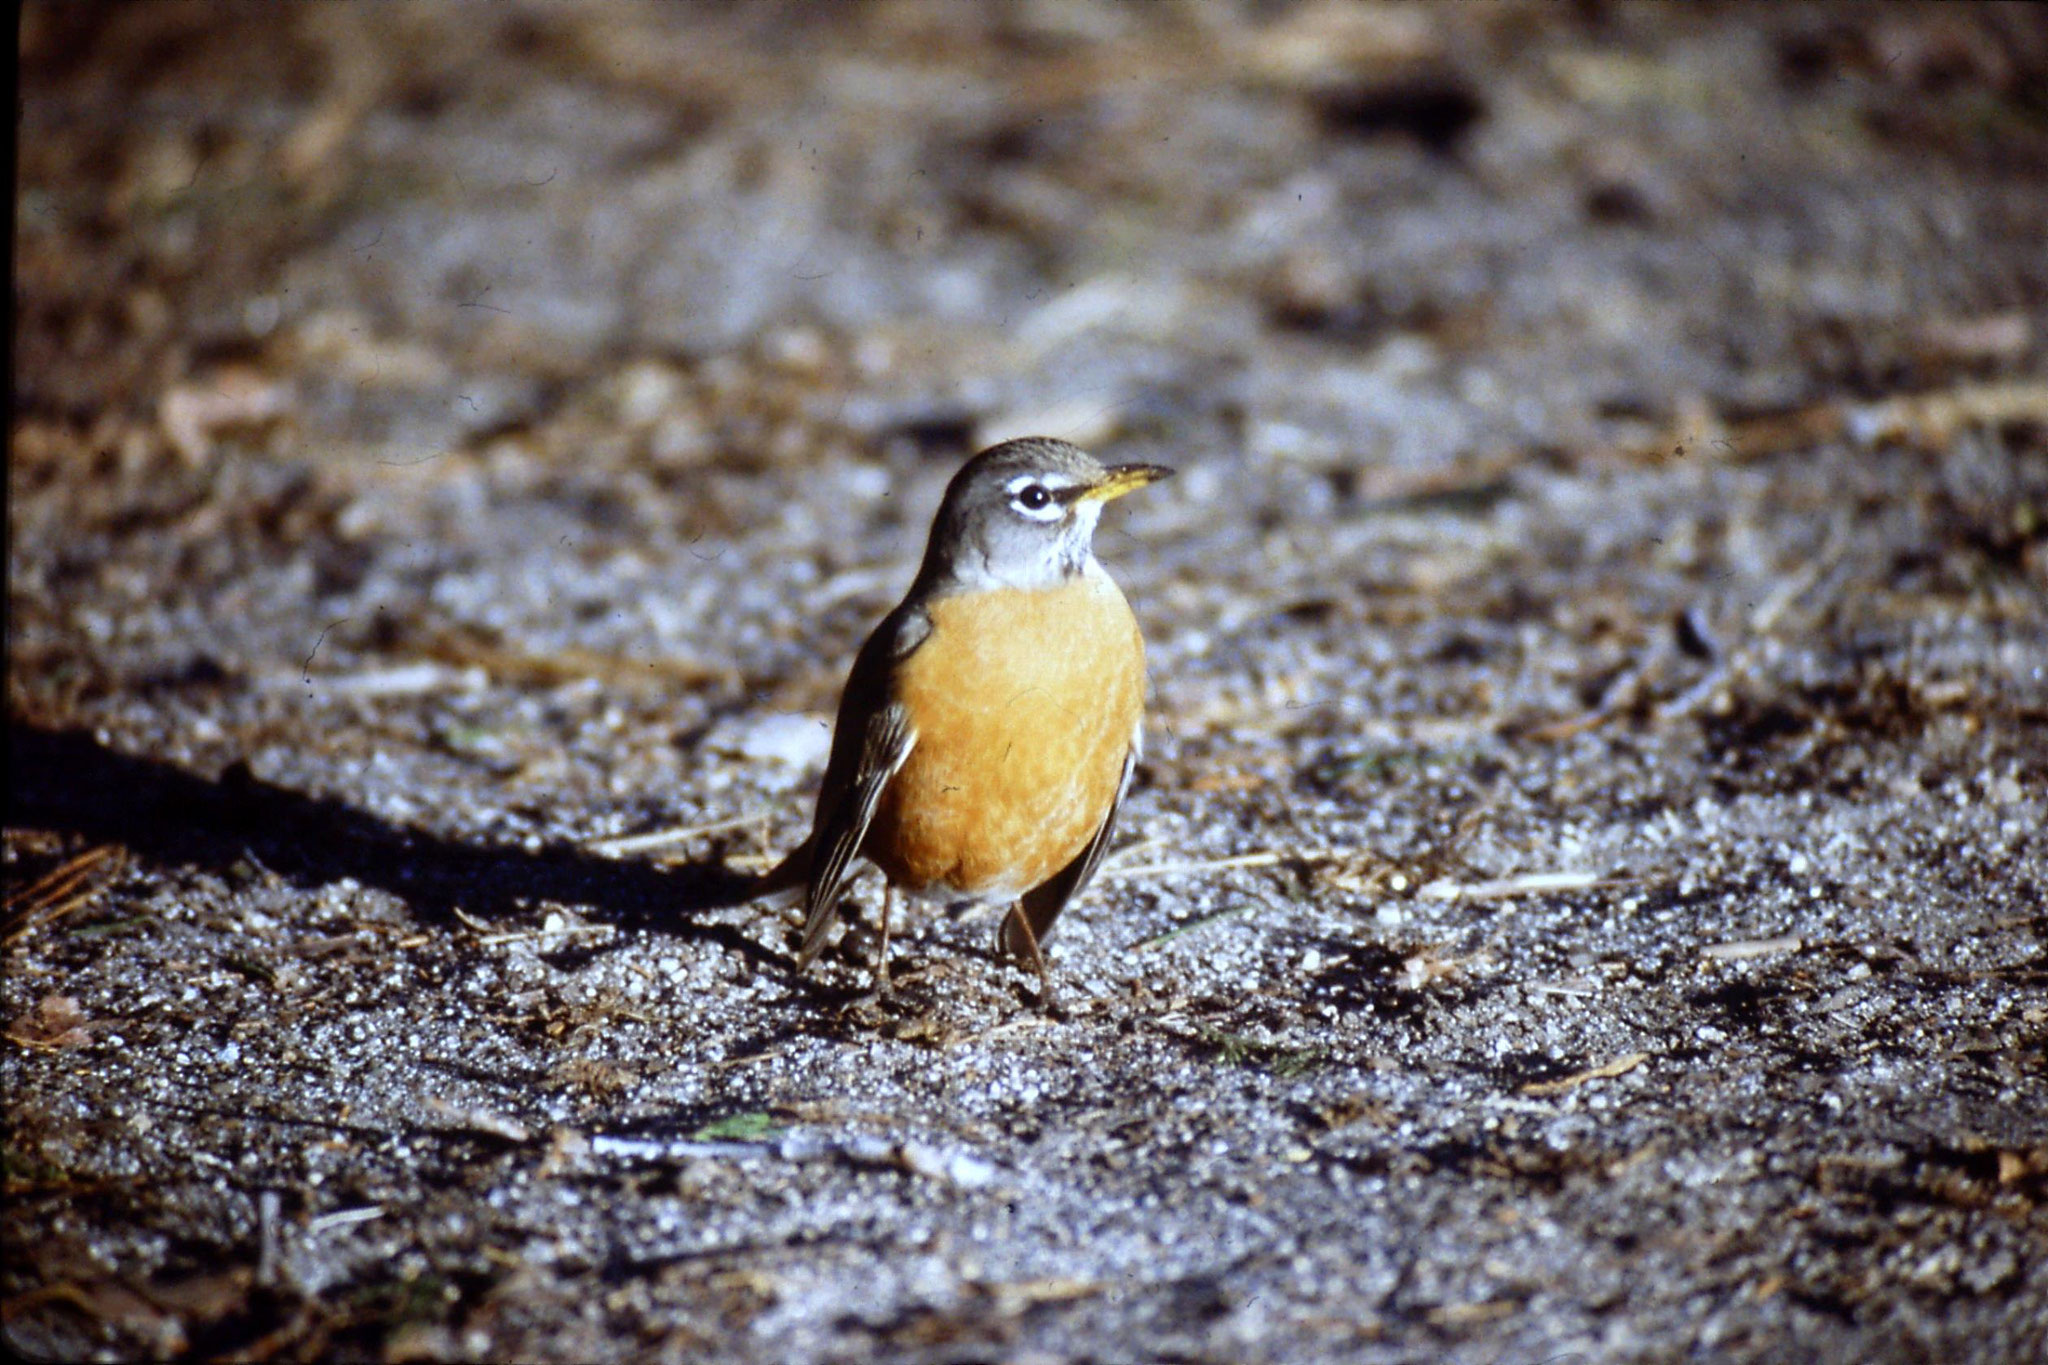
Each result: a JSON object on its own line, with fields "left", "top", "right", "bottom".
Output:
{"left": 6, "top": 719, "right": 780, "bottom": 968}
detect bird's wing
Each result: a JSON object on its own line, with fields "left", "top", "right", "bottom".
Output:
{"left": 794, "top": 608, "right": 927, "bottom": 971}
{"left": 999, "top": 734, "right": 1137, "bottom": 961}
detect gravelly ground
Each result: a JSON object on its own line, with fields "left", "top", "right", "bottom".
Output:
{"left": 8, "top": 3, "right": 2048, "bottom": 1362}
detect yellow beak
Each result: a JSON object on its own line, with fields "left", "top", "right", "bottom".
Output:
{"left": 1079, "top": 463, "right": 1175, "bottom": 503}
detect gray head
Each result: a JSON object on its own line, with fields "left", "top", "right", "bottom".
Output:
{"left": 915, "top": 438, "right": 1172, "bottom": 592}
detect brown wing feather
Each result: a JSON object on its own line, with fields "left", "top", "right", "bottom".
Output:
{"left": 792, "top": 607, "right": 928, "bottom": 971}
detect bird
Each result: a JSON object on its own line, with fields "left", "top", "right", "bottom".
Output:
{"left": 750, "top": 437, "right": 1171, "bottom": 1005}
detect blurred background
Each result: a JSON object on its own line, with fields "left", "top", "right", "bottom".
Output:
{"left": 16, "top": 0, "right": 2046, "bottom": 744}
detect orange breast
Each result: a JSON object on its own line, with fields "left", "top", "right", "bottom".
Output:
{"left": 864, "top": 569, "right": 1144, "bottom": 900}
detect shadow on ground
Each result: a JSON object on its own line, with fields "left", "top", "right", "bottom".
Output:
{"left": 6, "top": 719, "right": 772, "bottom": 964}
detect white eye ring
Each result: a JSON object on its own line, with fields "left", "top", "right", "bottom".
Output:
{"left": 1005, "top": 475, "right": 1066, "bottom": 521}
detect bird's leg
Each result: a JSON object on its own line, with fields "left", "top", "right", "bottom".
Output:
{"left": 1002, "top": 903, "right": 1060, "bottom": 1014}
{"left": 874, "top": 883, "right": 895, "bottom": 995}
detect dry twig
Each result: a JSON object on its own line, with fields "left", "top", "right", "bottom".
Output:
{"left": 588, "top": 811, "right": 771, "bottom": 857}
{"left": 1521, "top": 1051, "right": 1649, "bottom": 1096}
{"left": 3, "top": 846, "right": 121, "bottom": 944}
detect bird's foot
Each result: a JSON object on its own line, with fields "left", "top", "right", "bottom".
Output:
{"left": 1033, "top": 971, "right": 1063, "bottom": 1017}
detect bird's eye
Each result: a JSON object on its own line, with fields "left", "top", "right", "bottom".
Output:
{"left": 1016, "top": 484, "right": 1052, "bottom": 511}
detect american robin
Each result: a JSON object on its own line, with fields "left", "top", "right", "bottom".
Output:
{"left": 753, "top": 437, "right": 1171, "bottom": 1002}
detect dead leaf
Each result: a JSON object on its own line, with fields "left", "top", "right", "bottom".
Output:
{"left": 7, "top": 994, "right": 95, "bottom": 1050}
